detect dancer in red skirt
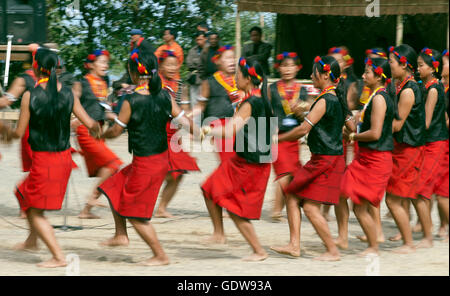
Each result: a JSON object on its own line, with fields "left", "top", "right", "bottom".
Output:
{"left": 2, "top": 47, "right": 100, "bottom": 268}
{"left": 385, "top": 44, "right": 428, "bottom": 253}
{"left": 414, "top": 48, "right": 449, "bottom": 239}
{"left": 73, "top": 49, "right": 124, "bottom": 219}
{"left": 200, "top": 57, "right": 274, "bottom": 261}
{"left": 271, "top": 55, "right": 354, "bottom": 261}
{"left": 154, "top": 50, "right": 200, "bottom": 218}
{"left": 195, "top": 45, "right": 244, "bottom": 162}
{"left": 97, "top": 48, "right": 199, "bottom": 265}
{"left": 433, "top": 49, "right": 449, "bottom": 241}
{"left": 341, "top": 57, "right": 395, "bottom": 256}
{"left": 269, "top": 52, "right": 308, "bottom": 221}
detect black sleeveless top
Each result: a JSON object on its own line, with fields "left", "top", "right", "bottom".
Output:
{"left": 358, "top": 91, "right": 394, "bottom": 151}
{"left": 270, "top": 82, "right": 308, "bottom": 133}
{"left": 125, "top": 90, "right": 172, "bottom": 157}
{"left": 203, "top": 76, "right": 235, "bottom": 120}
{"left": 80, "top": 77, "right": 107, "bottom": 122}
{"left": 235, "top": 95, "right": 274, "bottom": 164}
{"left": 28, "top": 86, "right": 74, "bottom": 152}
{"left": 424, "top": 82, "right": 448, "bottom": 143}
{"left": 307, "top": 93, "right": 345, "bottom": 155}
{"left": 394, "top": 80, "right": 426, "bottom": 147}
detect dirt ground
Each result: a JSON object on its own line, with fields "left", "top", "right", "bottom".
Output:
{"left": 0, "top": 134, "right": 448, "bottom": 276}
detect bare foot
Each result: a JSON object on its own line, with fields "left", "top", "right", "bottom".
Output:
{"left": 313, "top": 252, "right": 340, "bottom": 261}
{"left": 416, "top": 239, "right": 433, "bottom": 249}
{"left": 154, "top": 210, "right": 175, "bottom": 218}
{"left": 412, "top": 223, "right": 422, "bottom": 233}
{"left": 13, "top": 242, "right": 39, "bottom": 253}
{"left": 437, "top": 227, "right": 447, "bottom": 238}
{"left": 270, "top": 244, "right": 301, "bottom": 257}
{"left": 388, "top": 233, "right": 402, "bottom": 241}
{"left": 201, "top": 235, "right": 226, "bottom": 245}
{"left": 357, "top": 248, "right": 379, "bottom": 257}
{"left": 37, "top": 258, "right": 67, "bottom": 268}
{"left": 356, "top": 235, "right": 385, "bottom": 243}
{"left": 87, "top": 199, "right": 108, "bottom": 208}
{"left": 392, "top": 245, "right": 416, "bottom": 254}
{"left": 100, "top": 236, "right": 129, "bottom": 247}
{"left": 78, "top": 211, "right": 101, "bottom": 219}
{"left": 137, "top": 256, "right": 170, "bottom": 266}
{"left": 334, "top": 237, "right": 348, "bottom": 250}
{"left": 242, "top": 252, "right": 269, "bottom": 262}
{"left": 270, "top": 212, "right": 285, "bottom": 223}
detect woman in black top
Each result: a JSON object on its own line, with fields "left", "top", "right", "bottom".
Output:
{"left": 3, "top": 47, "right": 99, "bottom": 268}
{"left": 385, "top": 44, "right": 428, "bottom": 254}
{"left": 98, "top": 48, "right": 199, "bottom": 266}
{"left": 341, "top": 57, "right": 395, "bottom": 256}
{"left": 270, "top": 55, "right": 354, "bottom": 261}
{"left": 201, "top": 57, "right": 274, "bottom": 261}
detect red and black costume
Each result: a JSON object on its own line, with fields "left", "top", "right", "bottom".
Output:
{"left": 341, "top": 89, "right": 394, "bottom": 207}
{"left": 386, "top": 78, "right": 426, "bottom": 199}
{"left": 270, "top": 80, "right": 307, "bottom": 179}
{"left": 285, "top": 91, "right": 346, "bottom": 206}
{"left": 98, "top": 90, "right": 172, "bottom": 220}
{"left": 76, "top": 74, "right": 123, "bottom": 177}
{"left": 417, "top": 80, "right": 449, "bottom": 199}
{"left": 201, "top": 91, "right": 272, "bottom": 220}
{"left": 15, "top": 84, "right": 74, "bottom": 211}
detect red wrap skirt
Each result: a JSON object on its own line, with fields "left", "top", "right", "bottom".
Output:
{"left": 285, "top": 154, "right": 346, "bottom": 205}
{"left": 433, "top": 139, "right": 449, "bottom": 198}
{"left": 416, "top": 140, "right": 448, "bottom": 199}
{"left": 201, "top": 154, "right": 271, "bottom": 220}
{"left": 210, "top": 118, "right": 236, "bottom": 162}
{"left": 272, "top": 140, "right": 301, "bottom": 180}
{"left": 341, "top": 147, "right": 393, "bottom": 207}
{"left": 21, "top": 125, "right": 33, "bottom": 172}
{"left": 386, "top": 142, "right": 424, "bottom": 199}
{"left": 98, "top": 151, "right": 169, "bottom": 220}
{"left": 76, "top": 124, "right": 123, "bottom": 177}
{"left": 15, "top": 149, "right": 73, "bottom": 211}
{"left": 166, "top": 122, "right": 200, "bottom": 180}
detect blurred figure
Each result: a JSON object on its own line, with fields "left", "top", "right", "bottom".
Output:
{"left": 187, "top": 31, "right": 208, "bottom": 112}
{"left": 154, "top": 28, "right": 184, "bottom": 79}
{"left": 200, "top": 32, "right": 220, "bottom": 80}
{"left": 242, "top": 26, "right": 272, "bottom": 76}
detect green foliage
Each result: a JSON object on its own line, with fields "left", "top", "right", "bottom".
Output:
{"left": 46, "top": 0, "right": 275, "bottom": 78}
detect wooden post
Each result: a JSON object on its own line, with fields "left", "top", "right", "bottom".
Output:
{"left": 236, "top": 8, "right": 242, "bottom": 59}
{"left": 260, "top": 13, "right": 265, "bottom": 40}
{"left": 396, "top": 15, "right": 404, "bottom": 46}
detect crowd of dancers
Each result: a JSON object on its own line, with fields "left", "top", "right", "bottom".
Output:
{"left": 0, "top": 35, "right": 448, "bottom": 268}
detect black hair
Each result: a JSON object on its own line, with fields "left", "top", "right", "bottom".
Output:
{"left": 164, "top": 27, "right": 177, "bottom": 39}
{"left": 195, "top": 31, "right": 207, "bottom": 38}
{"left": 207, "top": 31, "right": 219, "bottom": 38}
{"left": 313, "top": 55, "right": 351, "bottom": 117}
{"left": 197, "top": 21, "right": 208, "bottom": 29}
{"left": 249, "top": 26, "right": 262, "bottom": 35}
{"left": 128, "top": 48, "right": 161, "bottom": 94}
{"left": 419, "top": 48, "right": 443, "bottom": 80}
{"left": 391, "top": 44, "right": 417, "bottom": 74}
{"left": 238, "top": 57, "right": 274, "bottom": 133}
{"left": 33, "top": 47, "right": 62, "bottom": 137}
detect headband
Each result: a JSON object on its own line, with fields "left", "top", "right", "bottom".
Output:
{"left": 158, "top": 50, "right": 177, "bottom": 64}
{"left": 211, "top": 45, "right": 234, "bottom": 62}
{"left": 314, "top": 56, "right": 339, "bottom": 83}
{"left": 130, "top": 49, "right": 150, "bottom": 76}
{"left": 329, "top": 47, "right": 354, "bottom": 66}
{"left": 365, "top": 58, "right": 391, "bottom": 84}
{"left": 421, "top": 47, "right": 440, "bottom": 73}
{"left": 239, "top": 57, "right": 262, "bottom": 82}
{"left": 443, "top": 49, "right": 449, "bottom": 57}
{"left": 274, "top": 52, "right": 302, "bottom": 70}
{"left": 389, "top": 46, "right": 414, "bottom": 72}
{"left": 84, "top": 49, "right": 110, "bottom": 69}
{"left": 365, "top": 48, "right": 387, "bottom": 59}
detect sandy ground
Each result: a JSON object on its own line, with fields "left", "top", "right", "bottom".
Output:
{"left": 0, "top": 133, "right": 448, "bottom": 276}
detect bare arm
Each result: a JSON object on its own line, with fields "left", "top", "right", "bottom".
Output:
{"left": 171, "top": 95, "right": 201, "bottom": 138}
{"left": 206, "top": 101, "right": 252, "bottom": 139}
{"left": 12, "top": 91, "right": 31, "bottom": 139}
{"left": 347, "top": 95, "right": 386, "bottom": 142}
{"left": 424, "top": 88, "right": 438, "bottom": 129}
{"left": 393, "top": 88, "right": 415, "bottom": 133}
{"left": 0, "top": 77, "right": 27, "bottom": 108}
{"left": 278, "top": 98, "right": 327, "bottom": 142}
{"left": 102, "top": 100, "right": 131, "bottom": 139}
